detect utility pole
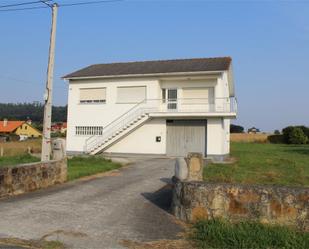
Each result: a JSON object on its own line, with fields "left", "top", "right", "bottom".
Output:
{"left": 41, "top": 3, "right": 58, "bottom": 161}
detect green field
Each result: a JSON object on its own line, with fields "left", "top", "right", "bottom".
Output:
{"left": 204, "top": 142, "right": 309, "bottom": 187}
{"left": 0, "top": 155, "right": 121, "bottom": 181}
{"left": 191, "top": 219, "right": 309, "bottom": 249}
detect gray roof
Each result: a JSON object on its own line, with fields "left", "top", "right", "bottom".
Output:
{"left": 63, "top": 57, "right": 232, "bottom": 79}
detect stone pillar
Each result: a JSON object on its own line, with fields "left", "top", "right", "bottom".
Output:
{"left": 52, "top": 138, "right": 66, "bottom": 160}
{"left": 175, "top": 157, "right": 188, "bottom": 180}
{"left": 186, "top": 153, "right": 204, "bottom": 181}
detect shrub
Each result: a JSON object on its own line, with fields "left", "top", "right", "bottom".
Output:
{"left": 298, "top": 126, "right": 309, "bottom": 139}
{"left": 282, "top": 126, "right": 294, "bottom": 143}
{"left": 230, "top": 124, "right": 244, "bottom": 133}
{"left": 282, "top": 126, "right": 309, "bottom": 144}
{"left": 289, "top": 127, "right": 308, "bottom": 144}
{"left": 268, "top": 134, "right": 285, "bottom": 144}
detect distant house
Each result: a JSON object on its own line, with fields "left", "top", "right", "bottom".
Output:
{"left": 0, "top": 119, "right": 42, "bottom": 139}
{"left": 248, "top": 127, "right": 260, "bottom": 134}
{"left": 51, "top": 122, "right": 67, "bottom": 134}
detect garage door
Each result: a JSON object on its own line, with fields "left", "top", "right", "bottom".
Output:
{"left": 166, "top": 120, "right": 207, "bottom": 157}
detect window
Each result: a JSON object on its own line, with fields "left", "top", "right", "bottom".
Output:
{"left": 117, "top": 86, "right": 146, "bottom": 103}
{"left": 75, "top": 126, "right": 103, "bottom": 136}
{"left": 80, "top": 88, "right": 106, "bottom": 104}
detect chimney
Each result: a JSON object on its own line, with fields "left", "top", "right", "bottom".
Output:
{"left": 3, "top": 119, "right": 8, "bottom": 127}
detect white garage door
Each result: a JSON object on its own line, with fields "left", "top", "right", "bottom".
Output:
{"left": 166, "top": 120, "right": 207, "bottom": 157}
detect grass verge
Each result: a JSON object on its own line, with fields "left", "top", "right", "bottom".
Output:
{"left": 204, "top": 142, "right": 309, "bottom": 187}
{"left": 0, "top": 154, "right": 39, "bottom": 167}
{"left": 191, "top": 219, "right": 309, "bottom": 249}
{"left": 67, "top": 156, "right": 122, "bottom": 181}
{"left": 0, "top": 155, "right": 122, "bottom": 182}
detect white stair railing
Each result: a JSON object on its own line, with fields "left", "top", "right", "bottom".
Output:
{"left": 85, "top": 99, "right": 157, "bottom": 153}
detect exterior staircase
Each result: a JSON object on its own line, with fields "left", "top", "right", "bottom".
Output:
{"left": 85, "top": 101, "right": 152, "bottom": 155}
{"left": 84, "top": 97, "right": 237, "bottom": 155}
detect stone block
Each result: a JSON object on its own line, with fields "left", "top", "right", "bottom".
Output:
{"left": 186, "top": 153, "right": 203, "bottom": 181}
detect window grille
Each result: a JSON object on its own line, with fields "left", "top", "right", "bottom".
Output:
{"left": 75, "top": 126, "right": 103, "bottom": 136}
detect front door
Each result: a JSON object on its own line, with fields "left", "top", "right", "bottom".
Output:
{"left": 167, "top": 89, "right": 177, "bottom": 110}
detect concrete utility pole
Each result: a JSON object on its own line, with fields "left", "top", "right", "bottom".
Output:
{"left": 41, "top": 3, "right": 58, "bottom": 161}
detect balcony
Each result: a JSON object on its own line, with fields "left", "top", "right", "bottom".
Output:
{"left": 136, "top": 97, "right": 237, "bottom": 118}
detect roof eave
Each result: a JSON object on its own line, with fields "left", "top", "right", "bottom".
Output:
{"left": 62, "top": 70, "right": 225, "bottom": 81}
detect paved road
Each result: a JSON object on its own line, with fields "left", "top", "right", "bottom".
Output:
{"left": 0, "top": 158, "right": 183, "bottom": 249}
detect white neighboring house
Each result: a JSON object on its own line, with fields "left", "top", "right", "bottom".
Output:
{"left": 63, "top": 57, "right": 237, "bottom": 161}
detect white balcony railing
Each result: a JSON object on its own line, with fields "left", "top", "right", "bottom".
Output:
{"left": 138, "top": 97, "right": 237, "bottom": 114}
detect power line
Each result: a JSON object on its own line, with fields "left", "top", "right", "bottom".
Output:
{"left": 0, "top": 0, "right": 124, "bottom": 12}
{"left": 59, "top": 0, "right": 124, "bottom": 7}
{"left": 0, "top": 0, "right": 51, "bottom": 8}
{"left": 0, "top": 6, "right": 49, "bottom": 12}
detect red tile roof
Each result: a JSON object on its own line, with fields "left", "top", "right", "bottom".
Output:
{"left": 0, "top": 121, "right": 24, "bottom": 133}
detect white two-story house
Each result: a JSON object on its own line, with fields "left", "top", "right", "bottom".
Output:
{"left": 63, "top": 57, "right": 237, "bottom": 161}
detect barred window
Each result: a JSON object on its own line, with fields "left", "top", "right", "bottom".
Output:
{"left": 75, "top": 126, "right": 103, "bottom": 136}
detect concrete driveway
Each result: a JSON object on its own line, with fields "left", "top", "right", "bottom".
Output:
{"left": 0, "top": 158, "right": 184, "bottom": 249}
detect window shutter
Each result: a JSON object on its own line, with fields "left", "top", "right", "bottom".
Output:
{"left": 117, "top": 86, "right": 146, "bottom": 103}
{"left": 182, "top": 87, "right": 214, "bottom": 104}
{"left": 80, "top": 88, "right": 106, "bottom": 103}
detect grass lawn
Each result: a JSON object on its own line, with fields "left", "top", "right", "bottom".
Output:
{"left": 0, "top": 154, "right": 39, "bottom": 167}
{"left": 204, "top": 142, "right": 309, "bottom": 187}
{"left": 0, "top": 154, "right": 122, "bottom": 182}
{"left": 191, "top": 219, "right": 309, "bottom": 249}
{"left": 67, "top": 156, "right": 122, "bottom": 181}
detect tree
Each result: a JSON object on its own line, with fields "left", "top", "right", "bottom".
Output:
{"left": 288, "top": 127, "right": 308, "bottom": 144}
{"left": 230, "top": 124, "right": 244, "bottom": 133}
{"left": 0, "top": 102, "right": 67, "bottom": 123}
{"left": 274, "top": 130, "right": 280, "bottom": 135}
{"left": 282, "top": 125, "right": 309, "bottom": 144}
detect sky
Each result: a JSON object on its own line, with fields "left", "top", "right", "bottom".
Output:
{"left": 0, "top": 0, "right": 309, "bottom": 132}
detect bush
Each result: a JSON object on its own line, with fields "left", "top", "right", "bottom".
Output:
{"left": 289, "top": 128, "right": 308, "bottom": 144}
{"left": 268, "top": 134, "right": 285, "bottom": 144}
{"left": 282, "top": 126, "right": 294, "bottom": 143}
{"left": 282, "top": 126, "right": 309, "bottom": 144}
{"left": 230, "top": 124, "right": 244, "bottom": 133}
{"left": 298, "top": 126, "right": 309, "bottom": 139}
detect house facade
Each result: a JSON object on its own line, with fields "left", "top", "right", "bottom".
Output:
{"left": 0, "top": 119, "right": 42, "bottom": 139}
{"left": 64, "top": 57, "right": 237, "bottom": 161}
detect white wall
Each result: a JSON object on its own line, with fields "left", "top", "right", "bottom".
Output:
{"left": 105, "top": 118, "right": 166, "bottom": 154}
{"left": 66, "top": 78, "right": 160, "bottom": 152}
{"left": 207, "top": 117, "right": 231, "bottom": 156}
{"left": 66, "top": 73, "right": 232, "bottom": 155}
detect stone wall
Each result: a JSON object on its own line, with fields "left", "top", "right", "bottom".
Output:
{"left": 0, "top": 159, "right": 67, "bottom": 198}
{"left": 172, "top": 179, "right": 309, "bottom": 230}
